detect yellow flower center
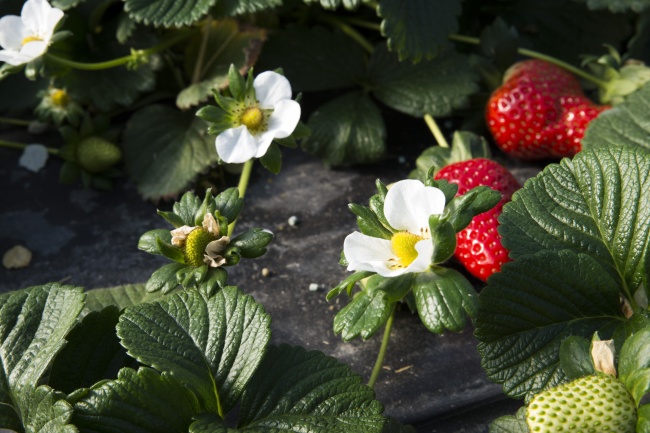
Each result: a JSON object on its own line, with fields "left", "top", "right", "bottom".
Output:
{"left": 184, "top": 228, "right": 216, "bottom": 267}
{"left": 50, "top": 89, "right": 69, "bottom": 107}
{"left": 390, "top": 231, "right": 424, "bottom": 269}
{"left": 240, "top": 107, "right": 264, "bottom": 132}
{"left": 22, "top": 35, "right": 42, "bottom": 45}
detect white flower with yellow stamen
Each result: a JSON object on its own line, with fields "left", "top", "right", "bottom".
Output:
{"left": 216, "top": 71, "right": 300, "bottom": 164}
{"left": 0, "top": 0, "right": 64, "bottom": 66}
{"left": 344, "top": 179, "right": 446, "bottom": 277}
{"left": 170, "top": 213, "right": 231, "bottom": 268}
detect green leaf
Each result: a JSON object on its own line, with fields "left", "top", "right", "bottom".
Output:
{"left": 212, "top": 0, "right": 283, "bottom": 17}
{"left": 327, "top": 271, "right": 374, "bottom": 301}
{"left": 214, "top": 188, "right": 244, "bottom": 224}
{"left": 231, "top": 228, "right": 274, "bottom": 258}
{"left": 301, "top": 0, "right": 364, "bottom": 10}
{"left": 238, "top": 344, "right": 386, "bottom": 432}
{"left": 49, "top": 307, "right": 137, "bottom": 394}
{"left": 489, "top": 407, "right": 529, "bottom": 433}
{"left": 639, "top": 404, "right": 650, "bottom": 433}
{"left": 333, "top": 289, "right": 394, "bottom": 341}
{"left": 145, "top": 262, "right": 185, "bottom": 293}
{"left": 0, "top": 283, "right": 85, "bottom": 418}
{"left": 619, "top": 327, "right": 650, "bottom": 405}
{"left": 124, "top": 0, "right": 216, "bottom": 27}
{"left": 116, "top": 287, "right": 271, "bottom": 413}
{"left": 582, "top": 82, "right": 650, "bottom": 152}
{"left": 574, "top": 0, "right": 650, "bottom": 12}
{"left": 84, "top": 284, "right": 171, "bottom": 313}
{"left": 377, "top": 0, "right": 461, "bottom": 62}
{"left": 443, "top": 186, "right": 501, "bottom": 233}
{"left": 72, "top": 367, "right": 200, "bottom": 432}
{"left": 122, "top": 105, "right": 218, "bottom": 200}
{"left": 156, "top": 237, "right": 186, "bottom": 263}
{"left": 50, "top": 0, "right": 82, "bottom": 9}
{"left": 138, "top": 229, "right": 173, "bottom": 255}
{"left": 475, "top": 250, "right": 625, "bottom": 400}
{"left": 499, "top": 146, "right": 650, "bottom": 300}
{"left": 259, "top": 142, "right": 282, "bottom": 174}
{"left": 369, "top": 46, "right": 479, "bottom": 117}
{"left": 302, "top": 92, "right": 386, "bottom": 166}
{"left": 0, "top": 402, "right": 21, "bottom": 432}
{"left": 256, "top": 26, "right": 366, "bottom": 93}
{"left": 189, "top": 414, "right": 234, "bottom": 432}
{"left": 480, "top": 17, "right": 519, "bottom": 72}
{"left": 172, "top": 190, "right": 204, "bottom": 226}
{"left": 427, "top": 215, "right": 456, "bottom": 264}
{"left": 22, "top": 385, "right": 77, "bottom": 433}
{"left": 349, "top": 203, "right": 393, "bottom": 240}
{"left": 558, "top": 336, "right": 595, "bottom": 380}
{"left": 412, "top": 267, "right": 477, "bottom": 334}
{"left": 177, "top": 20, "right": 265, "bottom": 109}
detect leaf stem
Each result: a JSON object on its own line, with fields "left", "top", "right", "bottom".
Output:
{"left": 192, "top": 19, "right": 212, "bottom": 85}
{"left": 0, "top": 139, "right": 60, "bottom": 155}
{"left": 228, "top": 159, "right": 254, "bottom": 236}
{"left": 200, "top": 27, "right": 238, "bottom": 79}
{"left": 45, "top": 30, "right": 194, "bottom": 71}
{"left": 319, "top": 15, "right": 374, "bottom": 54}
{"left": 0, "top": 116, "right": 32, "bottom": 127}
{"left": 448, "top": 34, "right": 609, "bottom": 88}
{"left": 367, "top": 308, "right": 394, "bottom": 389}
{"left": 423, "top": 114, "right": 449, "bottom": 148}
{"left": 339, "top": 16, "right": 382, "bottom": 32}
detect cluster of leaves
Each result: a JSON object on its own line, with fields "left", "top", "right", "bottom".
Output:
{"left": 327, "top": 177, "right": 500, "bottom": 340}
{"left": 0, "top": 282, "right": 413, "bottom": 432}
{"left": 4, "top": 0, "right": 650, "bottom": 199}
{"left": 138, "top": 188, "right": 273, "bottom": 296}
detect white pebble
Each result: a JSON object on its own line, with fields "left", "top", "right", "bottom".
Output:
{"left": 19, "top": 144, "right": 48, "bottom": 172}
{"left": 308, "top": 283, "right": 319, "bottom": 292}
{"left": 288, "top": 215, "right": 299, "bottom": 226}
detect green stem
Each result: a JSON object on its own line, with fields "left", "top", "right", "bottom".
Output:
{"left": 227, "top": 159, "right": 254, "bottom": 237}
{"left": 448, "top": 34, "right": 609, "bottom": 88}
{"left": 367, "top": 309, "right": 394, "bottom": 389}
{"left": 0, "top": 117, "right": 32, "bottom": 127}
{"left": 45, "top": 30, "right": 194, "bottom": 71}
{"left": 339, "top": 16, "right": 382, "bottom": 32}
{"left": 200, "top": 28, "right": 238, "bottom": 79}
{"left": 319, "top": 15, "right": 374, "bottom": 54}
{"left": 0, "top": 139, "right": 59, "bottom": 155}
{"left": 192, "top": 19, "right": 212, "bottom": 85}
{"left": 423, "top": 114, "right": 449, "bottom": 148}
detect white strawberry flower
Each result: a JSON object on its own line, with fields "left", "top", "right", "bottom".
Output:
{"left": 0, "top": 0, "right": 63, "bottom": 66}
{"left": 344, "top": 179, "right": 446, "bottom": 277}
{"left": 216, "top": 71, "right": 300, "bottom": 164}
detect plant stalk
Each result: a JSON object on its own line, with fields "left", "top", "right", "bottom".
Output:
{"left": 423, "top": 114, "right": 449, "bottom": 148}
{"left": 0, "top": 117, "right": 32, "bottom": 127}
{"left": 319, "top": 15, "right": 374, "bottom": 54}
{"left": 227, "top": 159, "right": 254, "bottom": 236}
{"left": 0, "top": 139, "right": 59, "bottom": 155}
{"left": 448, "top": 34, "right": 609, "bottom": 88}
{"left": 367, "top": 309, "right": 395, "bottom": 389}
{"left": 45, "top": 30, "right": 194, "bottom": 71}
{"left": 192, "top": 19, "right": 212, "bottom": 85}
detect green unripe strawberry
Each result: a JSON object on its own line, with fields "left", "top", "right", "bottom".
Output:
{"left": 526, "top": 374, "right": 636, "bottom": 433}
{"left": 184, "top": 228, "right": 215, "bottom": 267}
{"left": 76, "top": 136, "right": 122, "bottom": 173}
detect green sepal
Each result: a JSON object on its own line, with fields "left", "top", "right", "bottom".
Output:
{"left": 349, "top": 203, "right": 393, "bottom": 240}
{"left": 173, "top": 190, "right": 203, "bottom": 226}
{"left": 223, "top": 246, "right": 241, "bottom": 266}
{"left": 196, "top": 189, "right": 217, "bottom": 226}
{"left": 157, "top": 210, "right": 185, "bottom": 228}
{"left": 59, "top": 161, "right": 81, "bottom": 185}
{"left": 443, "top": 186, "right": 501, "bottom": 233}
{"left": 156, "top": 237, "right": 185, "bottom": 264}
{"left": 559, "top": 336, "right": 595, "bottom": 380}
{"left": 368, "top": 180, "right": 393, "bottom": 232}
{"left": 274, "top": 121, "right": 310, "bottom": 149}
{"left": 333, "top": 290, "right": 394, "bottom": 341}
{"left": 138, "top": 229, "right": 173, "bottom": 255}
{"left": 613, "top": 311, "right": 650, "bottom": 350}
{"left": 260, "top": 142, "right": 282, "bottom": 174}
{"left": 145, "top": 262, "right": 185, "bottom": 293}
{"left": 488, "top": 406, "right": 528, "bottom": 433}
{"left": 211, "top": 90, "right": 240, "bottom": 117}
{"left": 428, "top": 214, "right": 456, "bottom": 264}
{"left": 339, "top": 250, "right": 348, "bottom": 267}
{"left": 327, "top": 271, "right": 374, "bottom": 301}
{"left": 195, "top": 105, "right": 233, "bottom": 132}
{"left": 366, "top": 273, "right": 414, "bottom": 302}
{"left": 231, "top": 228, "right": 274, "bottom": 258}
{"left": 227, "top": 63, "right": 247, "bottom": 101}
{"left": 427, "top": 178, "right": 458, "bottom": 206}
{"left": 198, "top": 269, "right": 228, "bottom": 297}
{"left": 209, "top": 190, "right": 238, "bottom": 225}
{"left": 214, "top": 212, "right": 229, "bottom": 237}
{"left": 619, "top": 327, "right": 650, "bottom": 405}
{"left": 176, "top": 264, "right": 209, "bottom": 289}
{"left": 412, "top": 267, "right": 478, "bottom": 334}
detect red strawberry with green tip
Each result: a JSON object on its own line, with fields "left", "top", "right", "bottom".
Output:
{"left": 435, "top": 158, "right": 520, "bottom": 281}
{"left": 486, "top": 59, "right": 610, "bottom": 160}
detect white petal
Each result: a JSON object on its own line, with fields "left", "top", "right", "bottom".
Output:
{"left": 403, "top": 239, "right": 433, "bottom": 274}
{"left": 22, "top": 0, "right": 50, "bottom": 34}
{"left": 18, "top": 143, "right": 48, "bottom": 172}
{"left": 266, "top": 99, "right": 300, "bottom": 139}
{"left": 19, "top": 39, "right": 47, "bottom": 60}
{"left": 344, "top": 231, "right": 401, "bottom": 277}
{"left": 384, "top": 179, "right": 446, "bottom": 234}
{"left": 216, "top": 125, "right": 258, "bottom": 164}
{"left": 0, "top": 50, "right": 25, "bottom": 66}
{"left": 202, "top": 213, "right": 220, "bottom": 236}
{"left": 42, "top": 6, "right": 63, "bottom": 42}
{"left": 252, "top": 129, "right": 275, "bottom": 159}
{"left": 0, "top": 16, "right": 26, "bottom": 50}
{"left": 170, "top": 225, "right": 195, "bottom": 246}
{"left": 254, "top": 71, "right": 292, "bottom": 108}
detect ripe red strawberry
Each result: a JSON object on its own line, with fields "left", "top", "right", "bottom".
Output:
{"left": 434, "top": 158, "right": 520, "bottom": 281}
{"left": 486, "top": 59, "right": 610, "bottom": 160}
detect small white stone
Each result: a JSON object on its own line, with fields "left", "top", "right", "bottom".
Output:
{"left": 397, "top": 156, "right": 406, "bottom": 164}
{"left": 19, "top": 144, "right": 48, "bottom": 172}
{"left": 261, "top": 268, "right": 270, "bottom": 277}
{"left": 3, "top": 245, "right": 32, "bottom": 269}
{"left": 308, "top": 283, "right": 319, "bottom": 292}
{"left": 288, "top": 215, "right": 299, "bottom": 226}
{"left": 27, "top": 120, "right": 49, "bottom": 134}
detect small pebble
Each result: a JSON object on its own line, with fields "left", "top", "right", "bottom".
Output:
{"left": 308, "top": 283, "right": 319, "bottom": 292}
{"left": 397, "top": 156, "right": 406, "bottom": 164}
{"left": 288, "top": 215, "right": 299, "bottom": 226}
{"left": 19, "top": 144, "right": 48, "bottom": 172}
{"left": 3, "top": 245, "right": 33, "bottom": 269}
{"left": 261, "top": 268, "right": 270, "bottom": 277}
